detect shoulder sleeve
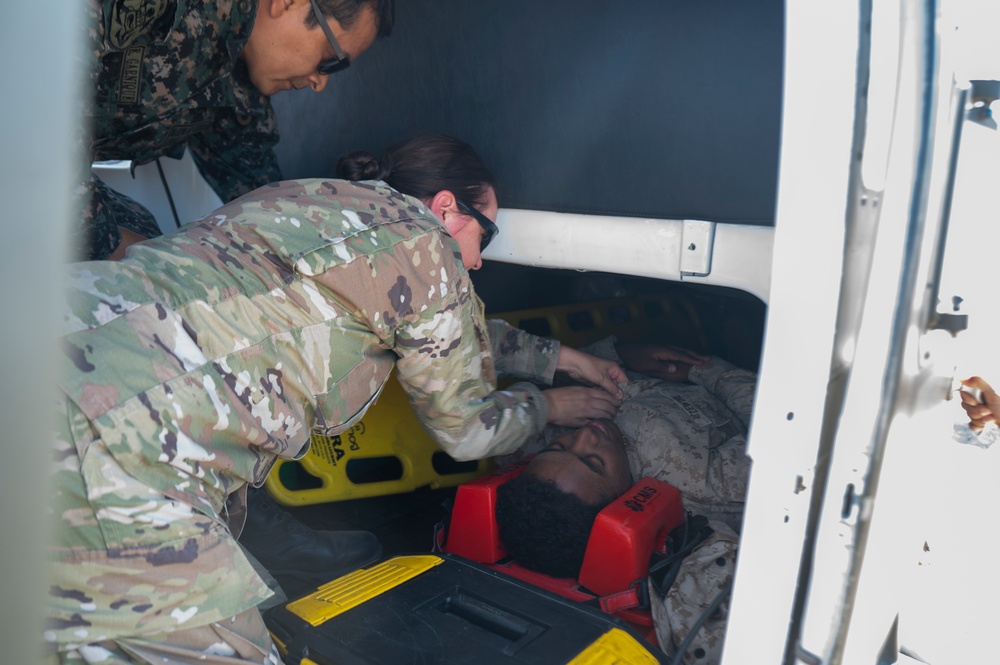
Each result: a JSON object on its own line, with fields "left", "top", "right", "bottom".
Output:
{"left": 687, "top": 358, "right": 757, "bottom": 429}
{"left": 392, "top": 241, "right": 549, "bottom": 460}
{"left": 485, "top": 319, "right": 560, "bottom": 384}
{"left": 187, "top": 98, "right": 282, "bottom": 203}
{"left": 307, "top": 220, "right": 550, "bottom": 462}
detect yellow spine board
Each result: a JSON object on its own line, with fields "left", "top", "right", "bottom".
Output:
{"left": 567, "top": 628, "right": 660, "bottom": 665}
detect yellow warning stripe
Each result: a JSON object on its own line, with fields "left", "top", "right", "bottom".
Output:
{"left": 286, "top": 555, "right": 444, "bottom": 626}
{"left": 567, "top": 628, "right": 661, "bottom": 665}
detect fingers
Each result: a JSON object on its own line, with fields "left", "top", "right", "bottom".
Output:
{"left": 967, "top": 415, "right": 994, "bottom": 433}
{"left": 959, "top": 390, "right": 982, "bottom": 407}
{"left": 965, "top": 376, "right": 1000, "bottom": 406}
{"left": 577, "top": 355, "right": 625, "bottom": 400}
{"left": 961, "top": 401, "right": 993, "bottom": 419}
{"left": 959, "top": 376, "right": 1000, "bottom": 431}
{"left": 544, "top": 387, "right": 621, "bottom": 427}
{"left": 652, "top": 348, "right": 710, "bottom": 365}
{"left": 645, "top": 360, "right": 693, "bottom": 383}
{"left": 961, "top": 376, "right": 990, "bottom": 392}
{"left": 608, "top": 363, "right": 629, "bottom": 384}
{"left": 596, "top": 364, "right": 626, "bottom": 400}
{"left": 573, "top": 387, "right": 620, "bottom": 418}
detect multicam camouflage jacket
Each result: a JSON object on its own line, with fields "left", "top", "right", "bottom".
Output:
{"left": 51, "top": 179, "right": 558, "bottom": 644}
{"left": 61, "top": 177, "right": 559, "bottom": 508}
{"left": 76, "top": 0, "right": 281, "bottom": 259}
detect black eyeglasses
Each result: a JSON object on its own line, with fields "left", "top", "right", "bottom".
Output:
{"left": 310, "top": 0, "right": 351, "bottom": 75}
{"left": 456, "top": 200, "right": 499, "bottom": 252}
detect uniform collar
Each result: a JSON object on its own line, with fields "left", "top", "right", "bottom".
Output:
{"left": 224, "top": 0, "right": 259, "bottom": 65}
{"left": 224, "top": 0, "right": 269, "bottom": 115}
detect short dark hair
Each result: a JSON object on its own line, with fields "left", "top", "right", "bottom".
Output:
{"left": 495, "top": 473, "right": 612, "bottom": 579}
{"left": 336, "top": 133, "right": 497, "bottom": 211}
{"left": 308, "top": 0, "right": 395, "bottom": 38}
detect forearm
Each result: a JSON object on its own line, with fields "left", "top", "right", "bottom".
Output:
{"left": 391, "top": 268, "right": 552, "bottom": 460}
{"left": 486, "top": 318, "right": 560, "bottom": 384}
{"left": 412, "top": 381, "right": 549, "bottom": 461}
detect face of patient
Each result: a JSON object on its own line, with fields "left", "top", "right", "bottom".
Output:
{"left": 525, "top": 419, "right": 633, "bottom": 506}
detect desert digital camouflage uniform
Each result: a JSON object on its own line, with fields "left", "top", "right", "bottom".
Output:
{"left": 603, "top": 343, "right": 756, "bottom": 534}
{"left": 506, "top": 336, "right": 755, "bottom": 665}
{"left": 48, "top": 179, "right": 559, "bottom": 663}
{"left": 597, "top": 336, "right": 753, "bottom": 665}
{"left": 75, "top": 0, "right": 281, "bottom": 260}
{"left": 649, "top": 522, "right": 739, "bottom": 665}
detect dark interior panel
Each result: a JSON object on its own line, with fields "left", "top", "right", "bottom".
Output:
{"left": 271, "top": 0, "right": 784, "bottom": 225}
{"left": 472, "top": 263, "right": 766, "bottom": 372}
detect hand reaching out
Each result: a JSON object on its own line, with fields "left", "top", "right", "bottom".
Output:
{"left": 959, "top": 376, "right": 1000, "bottom": 432}
{"left": 615, "top": 342, "right": 710, "bottom": 382}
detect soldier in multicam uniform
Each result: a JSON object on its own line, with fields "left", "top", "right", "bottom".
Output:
{"left": 77, "top": 0, "right": 395, "bottom": 261}
{"left": 48, "top": 134, "right": 627, "bottom": 664}
{"left": 495, "top": 336, "right": 757, "bottom": 665}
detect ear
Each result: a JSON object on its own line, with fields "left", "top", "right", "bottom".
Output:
{"left": 428, "top": 190, "right": 463, "bottom": 233}
{"left": 267, "top": 0, "right": 295, "bottom": 19}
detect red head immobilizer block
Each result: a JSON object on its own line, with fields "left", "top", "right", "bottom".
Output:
{"left": 443, "top": 461, "right": 685, "bottom": 646}
{"left": 578, "top": 478, "right": 685, "bottom": 597}
{"left": 443, "top": 458, "right": 529, "bottom": 563}
{"left": 444, "top": 461, "right": 684, "bottom": 596}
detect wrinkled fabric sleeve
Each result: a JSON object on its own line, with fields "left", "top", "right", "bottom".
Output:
{"left": 485, "top": 318, "right": 560, "bottom": 383}
{"left": 649, "top": 520, "right": 738, "bottom": 665}
{"left": 688, "top": 358, "right": 757, "bottom": 429}
{"left": 389, "top": 249, "right": 549, "bottom": 462}
{"left": 187, "top": 102, "right": 282, "bottom": 203}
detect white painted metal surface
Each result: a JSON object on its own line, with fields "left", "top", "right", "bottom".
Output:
{"left": 91, "top": 150, "right": 223, "bottom": 235}
{"left": 485, "top": 210, "right": 774, "bottom": 304}
{"left": 722, "top": 0, "right": 1000, "bottom": 663}
{"left": 720, "top": 2, "right": 861, "bottom": 662}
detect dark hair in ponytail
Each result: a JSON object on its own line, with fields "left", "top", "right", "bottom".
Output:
{"left": 336, "top": 133, "right": 497, "bottom": 209}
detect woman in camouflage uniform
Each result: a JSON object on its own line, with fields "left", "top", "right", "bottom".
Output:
{"left": 49, "top": 134, "right": 626, "bottom": 664}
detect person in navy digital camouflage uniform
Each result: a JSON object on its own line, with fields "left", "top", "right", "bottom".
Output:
{"left": 77, "top": 0, "right": 394, "bottom": 260}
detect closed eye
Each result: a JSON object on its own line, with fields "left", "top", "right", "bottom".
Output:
{"left": 580, "top": 454, "right": 605, "bottom": 475}
{"left": 537, "top": 443, "right": 604, "bottom": 476}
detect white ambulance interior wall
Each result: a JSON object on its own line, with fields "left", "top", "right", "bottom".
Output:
{"left": 91, "top": 150, "right": 223, "bottom": 235}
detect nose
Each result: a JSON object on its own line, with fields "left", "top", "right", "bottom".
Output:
{"left": 308, "top": 72, "right": 329, "bottom": 93}
{"left": 568, "top": 426, "right": 599, "bottom": 451}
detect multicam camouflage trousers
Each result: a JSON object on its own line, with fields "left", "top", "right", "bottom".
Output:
{"left": 47, "top": 400, "right": 277, "bottom": 664}
{"left": 48, "top": 609, "right": 281, "bottom": 665}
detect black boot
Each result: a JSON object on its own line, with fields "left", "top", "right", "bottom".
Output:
{"left": 239, "top": 486, "right": 382, "bottom": 597}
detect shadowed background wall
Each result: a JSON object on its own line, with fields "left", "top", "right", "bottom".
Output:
{"left": 271, "top": 0, "right": 783, "bottom": 225}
